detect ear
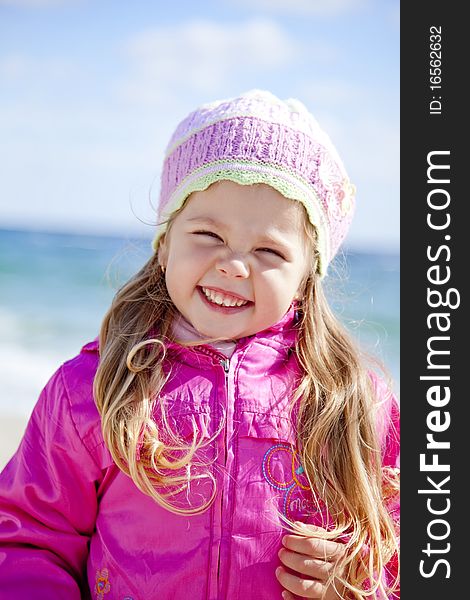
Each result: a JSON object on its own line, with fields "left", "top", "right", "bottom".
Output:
{"left": 157, "top": 234, "right": 168, "bottom": 268}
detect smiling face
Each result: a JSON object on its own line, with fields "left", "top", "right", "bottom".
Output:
{"left": 158, "top": 181, "right": 312, "bottom": 340}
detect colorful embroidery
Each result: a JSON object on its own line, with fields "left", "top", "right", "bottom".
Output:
{"left": 95, "top": 568, "right": 111, "bottom": 599}
{"left": 262, "top": 443, "right": 317, "bottom": 519}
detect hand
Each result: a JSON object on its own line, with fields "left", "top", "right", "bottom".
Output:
{"left": 276, "top": 524, "right": 346, "bottom": 599}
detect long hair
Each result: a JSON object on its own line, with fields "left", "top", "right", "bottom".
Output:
{"left": 291, "top": 272, "right": 399, "bottom": 598}
{"left": 94, "top": 201, "right": 399, "bottom": 597}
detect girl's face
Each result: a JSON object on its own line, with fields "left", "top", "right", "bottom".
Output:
{"left": 158, "top": 181, "right": 311, "bottom": 340}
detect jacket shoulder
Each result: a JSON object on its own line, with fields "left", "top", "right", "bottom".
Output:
{"left": 58, "top": 338, "right": 113, "bottom": 468}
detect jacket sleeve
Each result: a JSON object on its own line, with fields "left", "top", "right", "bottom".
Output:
{"left": 0, "top": 365, "right": 103, "bottom": 599}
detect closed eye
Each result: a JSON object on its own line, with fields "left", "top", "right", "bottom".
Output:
{"left": 257, "top": 248, "right": 285, "bottom": 259}
{"left": 192, "top": 230, "right": 224, "bottom": 241}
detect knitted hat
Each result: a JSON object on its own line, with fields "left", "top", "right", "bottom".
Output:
{"left": 152, "top": 90, "right": 355, "bottom": 277}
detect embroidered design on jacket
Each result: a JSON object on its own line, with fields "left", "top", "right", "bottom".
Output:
{"left": 262, "top": 443, "right": 316, "bottom": 519}
{"left": 95, "top": 568, "right": 111, "bottom": 599}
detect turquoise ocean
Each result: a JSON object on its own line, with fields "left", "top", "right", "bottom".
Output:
{"left": 0, "top": 228, "right": 399, "bottom": 417}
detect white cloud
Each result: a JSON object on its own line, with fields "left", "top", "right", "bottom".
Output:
{"left": 228, "top": 0, "right": 369, "bottom": 17}
{"left": 119, "top": 18, "right": 333, "bottom": 107}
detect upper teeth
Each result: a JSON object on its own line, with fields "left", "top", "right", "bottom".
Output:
{"left": 201, "top": 287, "right": 248, "bottom": 307}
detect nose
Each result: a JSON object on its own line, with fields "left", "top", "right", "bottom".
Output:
{"left": 216, "top": 252, "right": 250, "bottom": 279}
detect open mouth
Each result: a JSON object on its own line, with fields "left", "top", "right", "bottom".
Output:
{"left": 197, "top": 286, "right": 253, "bottom": 311}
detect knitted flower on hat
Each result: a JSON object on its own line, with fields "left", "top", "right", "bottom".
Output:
{"left": 152, "top": 90, "right": 355, "bottom": 277}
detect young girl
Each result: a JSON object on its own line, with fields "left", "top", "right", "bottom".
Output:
{"left": 0, "top": 90, "right": 399, "bottom": 599}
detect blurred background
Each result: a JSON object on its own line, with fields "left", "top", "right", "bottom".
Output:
{"left": 0, "top": 0, "right": 399, "bottom": 468}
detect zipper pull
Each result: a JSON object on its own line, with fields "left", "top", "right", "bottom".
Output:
{"left": 220, "top": 357, "right": 230, "bottom": 374}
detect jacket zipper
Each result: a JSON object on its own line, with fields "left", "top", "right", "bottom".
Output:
{"left": 216, "top": 357, "right": 230, "bottom": 598}
{"left": 190, "top": 346, "right": 230, "bottom": 599}
{"left": 220, "top": 357, "right": 230, "bottom": 378}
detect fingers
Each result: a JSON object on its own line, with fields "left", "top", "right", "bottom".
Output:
{"left": 276, "top": 566, "right": 345, "bottom": 600}
{"left": 276, "top": 566, "right": 324, "bottom": 599}
{"left": 277, "top": 527, "right": 347, "bottom": 599}
{"left": 282, "top": 533, "right": 346, "bottom": 562}
{"left": 278, "top": 547, "right": 332, "bottom": 579}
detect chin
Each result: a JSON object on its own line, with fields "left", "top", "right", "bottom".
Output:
{"left": 207, "top": 328, "right": 242, "bottom": 341}
{"left": 197, "top": 322, "right": 244, "bottom": 341}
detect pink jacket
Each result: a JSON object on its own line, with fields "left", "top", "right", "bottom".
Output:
{"left": 0, "top": 307, "right": 400, "bottom": 599}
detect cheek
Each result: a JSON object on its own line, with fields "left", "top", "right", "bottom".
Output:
{"left": 169, "top": 244, "right": 204, "bottom": 271}
{"left": 257, "top": 267, "right": 302, "bottom": 296}
{"left": 167, "top": 246, "right": 215, "bottom": 292}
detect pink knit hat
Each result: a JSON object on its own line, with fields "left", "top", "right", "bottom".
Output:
{"left": 152, "top": 90, "right": 355, "bottom": 277}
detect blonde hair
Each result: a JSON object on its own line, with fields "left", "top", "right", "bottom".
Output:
{"left": 94, "top": 199, "right": 399, "bottom": 598}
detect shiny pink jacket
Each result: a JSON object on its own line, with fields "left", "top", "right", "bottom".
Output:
{"left": 0, "top": 308, "right": 400, "bottom": 599}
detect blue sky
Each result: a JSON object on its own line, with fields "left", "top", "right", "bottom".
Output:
{"left": 0, "top": 0, "right": 399, "bottom": 250}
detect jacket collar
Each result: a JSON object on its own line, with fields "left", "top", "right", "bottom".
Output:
{"left": 164, "top": 301, "right": 300, "bottom": 368}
